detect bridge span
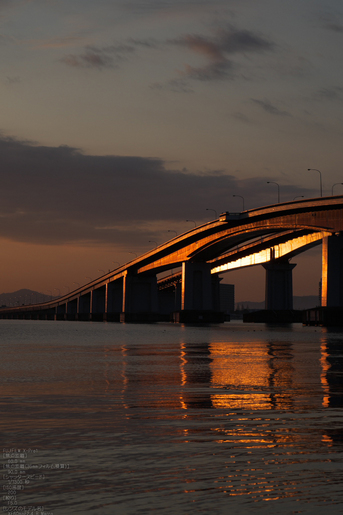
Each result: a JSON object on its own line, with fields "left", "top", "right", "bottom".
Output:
{"left": 1, "top": 195, "right": 343, "bottom": 322}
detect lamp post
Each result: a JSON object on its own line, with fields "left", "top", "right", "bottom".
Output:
{"left": 307, "top": 169, "right": 322, "bottom": 197}
{"left": 167, "top": 230, "right": 177, "bottom": 237}
{"left": 267, "top": 181, "right": 280, "bottom": 203}
{"left": 98, "top": 269, "right": 105, "bottom": 275}
{"left": 331, "top": 183, "right": 343, "bottom": 195}
{"left": 293, "top": 195, "right": 304, "bottom": 200}
{"left": 73, "top": 282, "right": 80, "bottom": 289}
{"left": 149, "top": 240, "right": 157, "bottom": 248}
{"left": 186, "top": 219, "right": 196, "bottom": 227}
{"left": 205, "top": 208, "right": 217, "bottom": 219}
{"left": 233, "top": 195, "right": 245, "bottom": 211}
{"left": 128, "top": 252, "right": 137, "bottom": 259}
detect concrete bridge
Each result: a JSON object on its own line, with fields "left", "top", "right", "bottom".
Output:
{"left": 1, "top": 195, "right": 343, "bottom": 322}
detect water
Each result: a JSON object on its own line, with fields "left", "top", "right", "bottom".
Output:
{"left": 1, "top": 320, "right": 343, "bottom": 514}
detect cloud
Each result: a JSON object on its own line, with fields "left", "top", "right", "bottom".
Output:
{"left": 319, "top": 12, "right": 343, "bottom": 34}
{"left": 174, "top": 26, "right": 273, "bottom": 59}
{"left": 5, "top": 75, "right": 21, "bottom": 85}
{"left": 60, "top": 43, "right": 135, "bottom": 69}
{"left": 123, "top": 0, "right": 217, "bottom": 14}
{"left": 60, "top": 25, "right": 274, "bottom": 81}
{"left": 251, "top": 98, "right": 292, "bottom": 117}
{"left": 0, "top": 135, "right": 314, "bottom": 248}
{"left": 217, "top": 27, "right": 274, "bottom": 55}
{"left": 315, "top": 86, "right": 343, "bottom": 102}
{"left": 165, "top": 26, "right": 274, "bottom": 84}
{"left": 325, "top": 22, "right": 343, "bottom": 33}
{"left": 151, "top": 77, "right": 194, "bottom": 93}
{"left": 231, "top": 112, "right": 251, "bottom": 123}
{"left": 128, "top": 37, "right": 159, "bottom": 49}
{"left": 180, "top": 60, "right": 233, "bottom": 81}
{"left": 30, "top": 35, "right": 86, "bottom": 50}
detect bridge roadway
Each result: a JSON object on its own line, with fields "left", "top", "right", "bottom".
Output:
{"left": 1, "top": 195, "right": 343, "bottom": 322}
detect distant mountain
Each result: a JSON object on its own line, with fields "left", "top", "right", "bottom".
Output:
{"left": 236, "top": 295, "right": 320, "bottom": 311}
{"left": 0, "top": 289, "right": 54, "bottom": 308}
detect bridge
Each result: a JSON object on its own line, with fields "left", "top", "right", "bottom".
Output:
{"left": 1, "top": 195, "right": 343, "bottom": 322}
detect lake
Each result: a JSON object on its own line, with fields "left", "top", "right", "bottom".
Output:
{"left": 1, "top": 320, "right": 342, "bottom": 514}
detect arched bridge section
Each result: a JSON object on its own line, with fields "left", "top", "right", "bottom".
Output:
{"left": 1, "top": 196, "right": 343, "bottom": 322}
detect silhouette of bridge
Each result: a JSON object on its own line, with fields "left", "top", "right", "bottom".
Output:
{"left": 1, "top": 195, "right": 343, "bottom": 322}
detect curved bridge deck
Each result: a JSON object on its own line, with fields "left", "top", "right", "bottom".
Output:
{"left": 1, "top": 196, "right": 343, "bottom": 321}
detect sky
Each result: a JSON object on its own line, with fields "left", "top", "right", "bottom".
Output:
{"left": 1, "top": 0, "right": 343, "bottom": 301}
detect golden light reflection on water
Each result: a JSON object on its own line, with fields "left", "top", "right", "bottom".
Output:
{"left": 210, "top": 341, "right": 271, "bottom": 410}
{"left": 175, "top": 334, "right": 340, "bottom": 424}
{"left": 320, "top": 339, "right": 331, "bottom": 409}
{"left": 1, "top": 328, "right": 340, "bottom": 435}
{"left": 2, "top": 324, "right": 343, "bottom": 512}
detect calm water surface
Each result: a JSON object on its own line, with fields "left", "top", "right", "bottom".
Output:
{"left": 0, "top": 320, "right": 343, "bottom": 514}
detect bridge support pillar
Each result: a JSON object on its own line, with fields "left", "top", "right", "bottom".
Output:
{"left": 107, "top": 280, "right": 123, "bottom": 321}
{"left": 174, "top": 262, "right": 223, "bottom": 323}
{"left": 158, "top": 282, "right": 181, "bottom": 318}
{"left": 79, "top": 292, "right": 92, "bottom": 321}
{"left": 322, "top": 234, "right": 343, "bottom": 307}
{"left": 263, "top": 260, "right": 296, "bottom": 310}
{"left": 120, "top": 272, "right": 159, "bottom": 322}
{"left": 67, "top": 298, "right": 78, "bottom": 321}
{"left": 92, "top": 286, "right": 106, "bottom": 321}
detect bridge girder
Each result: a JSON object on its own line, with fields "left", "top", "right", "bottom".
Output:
{"left": 2, "top": 196, "right": 343, "bottom": 317}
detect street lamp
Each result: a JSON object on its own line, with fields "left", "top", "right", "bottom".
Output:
{"left": 128, "top": 252, "right": 137, "bottom": 259}
{"left": 293, "top": 195, "right": 304, "bottom": 200}
{"left": 233, "top": 195, "right": 245, "bottom": 211}
{"left": 205, "top": 208, "right": 217, "bottom": 219}
{"left": 149, "top": 240, "right": 158, "bottom": 248}
{"left": 307, "top": 169, "right": 322, "bottom": 197}
{"left": 331, "top": 183, "right": 343, "bottom": 195}
{"left": 167, "top": 230, "right": 177, "bottom": 237}
{"left": 98, "top": 269, "right": 106, "bottom": 275}
{"left": 186, "top": 219, "right": 196, "bottom": 227}
{"left": 267, "top": 181, "right": 280, "bottom": 203}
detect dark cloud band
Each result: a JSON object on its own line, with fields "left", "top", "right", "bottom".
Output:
{"left": 0, "top": 136, "right": 312, "bottom": 247}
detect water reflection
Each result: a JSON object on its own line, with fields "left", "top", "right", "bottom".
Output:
{"left": 2, "top": 322, "right": 343, "bottom": 513}
{"left": 178, "top": 339, "right": 326, "bottom": 412}
{"left": 320, "top": 333, "right": 343, "bottom": 408}
{"left": 109, "top": 329, "right": 343, "bottom": 417}
{"left": 320, "top": 332, "right": 343, "bottom": 446}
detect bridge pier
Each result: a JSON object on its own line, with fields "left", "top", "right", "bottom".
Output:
{"left": 322, "top": 233, "right": 343, "bottom": 307}
{"left": 78, "top": 292, "right": 92, "bottom": 321}
{"left": 92, "top": 286, "right": 106, "bottom": 321}
{"left": 120, "top": 272, "right": 159, "bottom": 322}
{"left": 67, "top": 298, "right": 78, "bottom": 321}
{"left": 55, "top": 303, "right": 67, "bottom": 321}
{"left": 158, "top": 282, "right": 181, "bottom": 317}
{"left": 263, "top": 260, "right": 296, "bottom": 310}
{"left": 106, "top": 280, "right": 123, "bottom": 321}
{"left": 173, "top": 262, "right": 223, "bottom": 323}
